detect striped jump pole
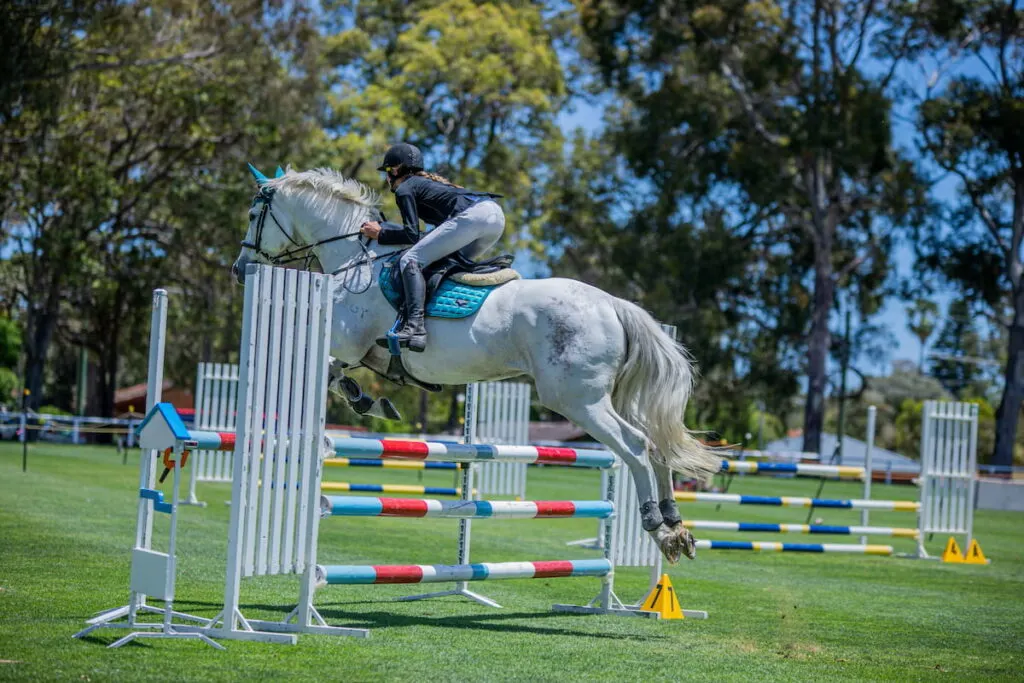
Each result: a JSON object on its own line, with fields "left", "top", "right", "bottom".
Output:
{"left": 316, "top": 560, "right": 612, "bottom": 586}
{"left": 674, "top": 491, "right": 920, "bottom": 512}
{"left": 176, "top": 430, "right": 236, "bottom": 451}
{"left": 331, "top": 437, "right": 616, "bottom": 468}
{"left": 695, "top": 540, "right": 894, "bottom": 555}
{"left": 720, "top": 460, "right": 865, "bottom": 480}
{"left": 324, "top": 457, "right": 463, "bottom": 471}
{"left": 320, "top": 496, "right": 613, "bottom": 519}
{"left": 682, "top": 520, "right": 920, "bottom": 538}
{"left": 320, "top": 483, "right": 471, "bottom": 497}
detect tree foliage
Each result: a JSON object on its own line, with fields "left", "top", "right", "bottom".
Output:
{"left": 1, "top": 0, "right": 325, "bottom": 411}
{"left": 317, "top": 0, "right": 569, "bottom": 431}
{"left": 900, "top": 0, "right": 1022, "bottom": 464}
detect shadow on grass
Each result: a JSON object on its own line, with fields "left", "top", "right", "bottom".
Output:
{"left": 314, "top": 606, "right": 658, "bottom": 640}
{"left": 102, "top": 599, "right": 666, "bottom": 641}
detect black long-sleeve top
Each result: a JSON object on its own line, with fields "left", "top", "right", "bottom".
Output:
{"left": 377, "top": 175, "right": 497, "bottom": 246}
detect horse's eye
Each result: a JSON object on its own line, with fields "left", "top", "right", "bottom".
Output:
{"left": 248, "top": 212, "right": 256, "bottom": 221}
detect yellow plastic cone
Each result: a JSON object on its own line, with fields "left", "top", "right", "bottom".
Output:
{"left": 941, "top": 537, "right": 965, "bottom": 563}
{"left": 964, "top": 539, "right": 989, "bottom": 565}
{"left": 640, "top": 574, "right": 684, "bottom": 619}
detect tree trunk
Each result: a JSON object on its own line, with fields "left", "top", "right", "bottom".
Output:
{"left": 97, "top": 327, "right": 120, "bottom": 420}
{"left": 803, "top": 216, "right": 835, "bottom": 455}
{"left": 23, "top": 306, "right": 57, "bottom": 411}
{"left": 993, "top": 183, "right": 1024, "bottom": 469}
{"left": 993, "top": 313, "right": 1023, "bottom": 469}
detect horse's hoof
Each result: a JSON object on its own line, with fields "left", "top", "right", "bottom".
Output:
{"left": 677, "top": 525, "right": 697, "bottom": 560}
{"left": 653, "top": 525, "right": 684, "bottom": 564}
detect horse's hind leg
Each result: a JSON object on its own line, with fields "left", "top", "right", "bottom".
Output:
{"left": 651, "top": 460, "right": 696, "bottom": 560}
{"left": 542, "top": 392, "right": 693, "bottom": 563}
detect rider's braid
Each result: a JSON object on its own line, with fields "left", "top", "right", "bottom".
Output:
{"left": 415, "top": 170, "right": 464, "bottom": 188}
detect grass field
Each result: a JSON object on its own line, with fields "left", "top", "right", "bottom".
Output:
{"left": 1, "top": 441, "right": 1022, "bottom": 682}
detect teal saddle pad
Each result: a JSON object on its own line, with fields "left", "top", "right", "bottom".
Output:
{"left": 379, "top": 257, "right": 497, "bottom": 319}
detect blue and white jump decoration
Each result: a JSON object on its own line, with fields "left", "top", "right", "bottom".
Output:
{"left": 668, "top": 401, "right": 978, "bottom": 557}
{"left": 73, "top": 291, "right": 224, "bottom": 649}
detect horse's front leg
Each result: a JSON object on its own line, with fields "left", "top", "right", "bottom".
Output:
{"left": 328, "top": 357, "right": 402, "bottom": 421}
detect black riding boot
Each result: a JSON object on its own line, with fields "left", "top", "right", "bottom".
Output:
{"left": 395, "top": 261, "right": 428, "bottom": 352}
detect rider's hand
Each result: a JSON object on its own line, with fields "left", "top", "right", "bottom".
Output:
{"left": 361, "top": 221, "right": 382, "bottom": 239}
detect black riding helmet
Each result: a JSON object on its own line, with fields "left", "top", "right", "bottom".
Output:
{"left": 377, "top": 143, "right": 423, "bottom": 173}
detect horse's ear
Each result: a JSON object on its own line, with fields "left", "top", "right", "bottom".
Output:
{"left": 247, "top": 162, "right": 269, "bottom": 185}
{"left": 275, "top": 166, "right": 285, "bottom": 178}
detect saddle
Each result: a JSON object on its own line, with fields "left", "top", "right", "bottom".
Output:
{"left": 380, "top": 251, "right": 520, "bottom": 319}
{"left": 376, "top": 252, "right": 520, "bottom": 394}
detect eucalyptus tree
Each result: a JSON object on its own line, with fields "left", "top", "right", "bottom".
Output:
{"left": 574, "top": 0, "right": 928, "bottom": 453}
{"left": 900, "top": 0, "right": 1022, "bottom": 466}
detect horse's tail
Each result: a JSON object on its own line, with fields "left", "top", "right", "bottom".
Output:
{"left": 610, "top": 298, "right": 720, "bottom": 481}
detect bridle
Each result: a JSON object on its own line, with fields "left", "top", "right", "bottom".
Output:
{"left": 241, "top": 186, "right": 370, "bottom": 269}
{"left": 240, "top": 185, "right": 402, "bottom": 291}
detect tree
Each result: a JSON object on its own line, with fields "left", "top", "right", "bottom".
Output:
{"left": 574, "top": 0, "right": 928, "bottom": 453}
{"left": 1, "top": 0, "right": 324, "bottom": 412}
{"left": 907, "top": 298, "right": 940, "bottom": 371}
{"left": 319, "top": 0, "right": 569, "bottom": 427}
{"left": 929, "top": 299, "right": 987, "bottom": 396}
{"left": 902, "top": 0, "right": 1023, "bottom": 466}
{"left": 0, "top": 316, "right": 20, "bottom": 369}
{"left": 544, "top": 128, "right": 809, "bottom": 443}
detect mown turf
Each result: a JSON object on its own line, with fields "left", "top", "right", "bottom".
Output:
{"left": 1, "top": 442, "right": 1022, "bottom": 682}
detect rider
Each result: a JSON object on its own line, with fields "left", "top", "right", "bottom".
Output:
{"left": 360, "top": 142, "right": 505, "bottom": 352}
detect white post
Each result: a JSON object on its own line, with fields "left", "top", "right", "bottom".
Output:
{"left": 129, "top": 289, "right": 168, "bottom": 623}
{"left": 965, "top": 403, "right": 979, "bottom": 550}
{"left": 861, "top": 406, "right": 875, "bottom": 545}
{"left": 218, "top": 268, "right": 261, "bottom": 638}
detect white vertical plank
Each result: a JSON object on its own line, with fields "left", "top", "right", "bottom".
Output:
{"left": 269, "top": 270, "right": 297, "bottom": 574}
{"left": 243, "top": 265, "right": 273, "bottom": 577}
{"left": 282, "top": 274, "right": 310, "bottom": 573}
{"left": 255, "top": 268, "right": 286, "bottom": 575}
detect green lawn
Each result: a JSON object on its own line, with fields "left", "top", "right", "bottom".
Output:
{"left": 1, "top": 441, "right": 1022, "bottom": 682}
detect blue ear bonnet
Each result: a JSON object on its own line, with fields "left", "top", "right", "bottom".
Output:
{"left": 247, "top": 162, "right": 268, "bottom": 184}
{"left": 247, "top": 163, "right": 287, "bottom": 185}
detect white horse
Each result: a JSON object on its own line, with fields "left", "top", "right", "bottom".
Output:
{"left": 232, "top": 166, "right": 719, "bottom": 563}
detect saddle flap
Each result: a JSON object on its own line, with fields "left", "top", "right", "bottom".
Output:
{"left": 379, "top": 252, "right": 518, "bottom": 320}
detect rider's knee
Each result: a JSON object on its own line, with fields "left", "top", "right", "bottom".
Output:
{"left": 399, "top": 251, "right": 421, "bottom": 271}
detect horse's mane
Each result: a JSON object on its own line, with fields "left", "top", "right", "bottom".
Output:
{"left": 266, "top": 168, "right": 381, "bottom": 225}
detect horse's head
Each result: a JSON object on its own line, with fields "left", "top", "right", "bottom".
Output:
{"left": 232, "top": 164, "right": 382, "bottom": 284}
